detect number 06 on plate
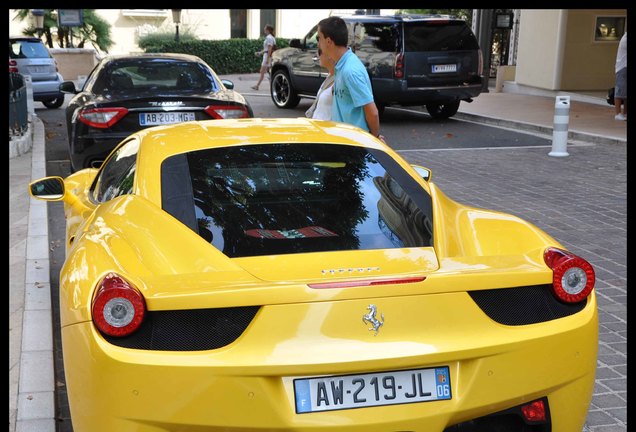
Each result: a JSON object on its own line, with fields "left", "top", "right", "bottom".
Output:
{"left": 293, "top": 366, "right": 451, "bottom": 413}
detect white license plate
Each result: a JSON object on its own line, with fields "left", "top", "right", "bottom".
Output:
{"left": 294, "top": 366, "right": 451, "bottom": 413}
{"left": 139, "top": 112, "right": 196, "bottom": 126}
{"left": 30, "top": 66, "right": 48, "bottom": 74}
{"left": 432, "top": 64, "right": 457, "bottom": 73}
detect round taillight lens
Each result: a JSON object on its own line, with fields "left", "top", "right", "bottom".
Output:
{"left": 92, "top": 273, "right": 146, "bottom": 337}
{"left": 544, "top": 247, "right": 595, "bottom": 303}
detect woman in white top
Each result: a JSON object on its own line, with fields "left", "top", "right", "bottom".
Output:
{"left": 305, "top": 48, "right": 335, "bottom": 120}
{"left": 252, "top": 25, "right": 276, "bottom": 90}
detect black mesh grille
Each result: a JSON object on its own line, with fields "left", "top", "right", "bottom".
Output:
{"left": 102, "top": 306, "right": 260, "bottom": 351}
{"left": 468, "top": 285, "right": 586, "bottom": 325}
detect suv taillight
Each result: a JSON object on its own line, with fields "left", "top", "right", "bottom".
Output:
{"left": 394, "top": 52, "right": 404, "bottom": 79}
{"left": 9, "top": 59, "right": 18, "bottom": 73}
{"left": 92, "top": 273, "right": 146, "bottom": 337}
{"left": 78, "top": 107, "right": 128, "bottom": 128}
{"left": 544, "top": 247, "right": 595, "bottom": 303}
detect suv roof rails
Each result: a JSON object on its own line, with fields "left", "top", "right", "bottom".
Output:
{"left": 340, "top": 14, "right": 460, "bottom": 22}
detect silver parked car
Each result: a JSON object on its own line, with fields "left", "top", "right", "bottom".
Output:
{"left": 9, "top": 36, "right": 65, "bottom": 109}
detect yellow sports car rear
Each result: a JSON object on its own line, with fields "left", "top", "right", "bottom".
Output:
{"left": 29, "top": 118, "right": 597, "bottom": 431}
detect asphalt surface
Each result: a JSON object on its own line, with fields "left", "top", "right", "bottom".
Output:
{"left": 9, "top": 76, "right": 627, "bottom": 432}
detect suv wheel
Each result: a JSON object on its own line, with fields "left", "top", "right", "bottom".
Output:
{"left": 43, "top": 96, "right": 64, "bottom": 109}
{"left": 271, "top": 70, "right": 300, "bottom": 109}
{"left": 426, "top": 101, "right": 460, "bottom": 119}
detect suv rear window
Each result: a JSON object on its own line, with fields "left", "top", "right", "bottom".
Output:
{"left": 404, "top": 21, "right": 479, "bottom": 51}
{"left": 161, "top": 144, "right": 434, "bottom": 258}
{"left": 9, "top": 39, "right": 51, "bottom": 59}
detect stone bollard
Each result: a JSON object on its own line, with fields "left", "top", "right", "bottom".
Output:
{"left": 549, "top": 96, "right": 570, "bottom": 157}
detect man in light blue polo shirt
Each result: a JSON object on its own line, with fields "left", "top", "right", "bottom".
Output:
{"left": 317, "top": 16, "right": 383, "bottom": 141}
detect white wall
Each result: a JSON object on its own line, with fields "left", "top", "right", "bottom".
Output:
{"left": 9, "top": 9, "right": 396, "bottom": 55}
{"left": 515, "top": 9, "right": 565, "bottom": 90}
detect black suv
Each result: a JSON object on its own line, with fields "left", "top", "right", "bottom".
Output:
{"left": 270, "top": 14, "right": 483, "bottom": 119}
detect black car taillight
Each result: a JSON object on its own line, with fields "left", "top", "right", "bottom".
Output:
{"left": 78, "top": 107, "right": 128, "bottom": 128}
{"left": 544, "top": 247, "right": 595, "bottom": 303}
{"left": 204, "top": 105, "right": 250, "bottom": 119}
{"left": 92, "top": 273, "right": 146, "bottom": 337}
{"left": 394, "top": 52, "right": 404, "bottom": 79}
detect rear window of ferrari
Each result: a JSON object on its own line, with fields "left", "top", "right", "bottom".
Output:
{"left": 161, "top": 144, "right": 433, "bottom": 258}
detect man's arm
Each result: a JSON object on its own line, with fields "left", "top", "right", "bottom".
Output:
{"left": 363, "top": 102, "right": 381, "bottom": 138}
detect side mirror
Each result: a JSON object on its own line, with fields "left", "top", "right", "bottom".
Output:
{"left": 290, "top": 38, "right": 302, "bottom": 49}
{"left": 411, "top": 165, "right": 432, "bottom": 182}
{"left": 29, "top": 176, "right": 65, "bottom": 200}
{"left": 59, "top": 81, "right": 78, "bottom": 94}
{"left": 221, "top": 79, "right": 234, "bottom": 90}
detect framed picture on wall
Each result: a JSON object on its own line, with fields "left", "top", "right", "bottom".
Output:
{"left": 594, "top": 16, "right": 626, "bottom": 41}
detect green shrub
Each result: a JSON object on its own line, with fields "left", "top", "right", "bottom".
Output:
{"left": 138, "top": 31, "right": 198, "bottom": 50}
{"left": 141, "top": 38, "right": 289, "bottom": 75}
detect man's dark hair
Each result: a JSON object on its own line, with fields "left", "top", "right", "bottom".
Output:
{"left": 318, "top": 16, "right": 348, "bottom": 47}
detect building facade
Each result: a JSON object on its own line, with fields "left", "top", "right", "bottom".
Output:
{"left": 8, "top": 9, "right": 626, "bottom": 92}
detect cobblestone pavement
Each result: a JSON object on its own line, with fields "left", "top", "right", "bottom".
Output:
{"left": 400, "top": 142, "right": 627, "bottom": 431}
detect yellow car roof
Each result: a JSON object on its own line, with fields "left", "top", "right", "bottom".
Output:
{"left": 134, "top": 117, "right": 387, "bottom": 164}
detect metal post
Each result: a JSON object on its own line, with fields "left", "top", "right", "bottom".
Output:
{"left": 24, "top": 74, "right": 35, "bottom": 115}
{"left": 549, "top": 96, "right": 570, "bottom": 157}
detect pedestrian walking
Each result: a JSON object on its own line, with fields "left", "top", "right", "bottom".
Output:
{"left": 317, "top": 16, "right": 384, "bottom": 141}
{"left": 305, "top": 48, "right": 335, "bottom": 120}
{"left": 252, "top": 24, "right": 276, "bottom": 91}
{"left": 614, "top": 31, "right": 627, "bottom": 121}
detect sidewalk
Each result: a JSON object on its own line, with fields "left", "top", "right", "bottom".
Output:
{"left": 229, "top": 72, "right": 626, "bottom": 145}
{"left": 9, "top": 79, "right": 627, "bottom": 432}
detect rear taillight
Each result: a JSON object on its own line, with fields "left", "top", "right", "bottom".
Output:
{"left": 544, "top": 247, "right": 595, "bottom": 303}
{"left": 9, "top": 59, "right": 18, "bottom": 73}
{"left": 54, "top": 58, "right": 59, "bottom": 72}
{"left": 92, "top": 273, "right": 146, "bottom": 337}
{"left": 521, "top": 398, "right": 547, "bottom": 422}
{"left": 204, "top": 105, "right": 250, "bottom": 119}
{"left": 78, "top": 107, "right": 128, "bottom": 128}
{"left": 394, "top": 52, "right": 404, "bottom": 79}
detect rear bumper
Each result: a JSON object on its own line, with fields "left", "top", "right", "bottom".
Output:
{"left": 62, "top": 292, "right": 597, "bottom": 432}
{"left": 373, "top": 78, "right": 483, "bottom": 106}
{"left": 31, "top": 73, "right": 63, "bottom": 100}
{"left": 70, "top": 133, "right": 129, "bottom": 170}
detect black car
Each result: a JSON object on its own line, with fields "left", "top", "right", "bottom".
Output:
{"left": 270, "top": 14, "right": 483, "bottom": 119}
{"left": 60, "top": 53, "right": 254, "bottom": 171}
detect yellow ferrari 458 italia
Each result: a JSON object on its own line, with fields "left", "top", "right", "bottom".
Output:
{"left": 29, "top": 118, "right": 597, "bottom": 432}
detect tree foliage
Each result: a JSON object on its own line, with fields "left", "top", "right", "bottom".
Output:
{"left": 11, "top": 9, "right": 113, "bottom": 53}
{"left": 398, "top": 9, "right": 473, "bottom": 27}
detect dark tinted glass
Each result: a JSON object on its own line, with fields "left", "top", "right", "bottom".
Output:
{"left": 92, "top": 139, "right": 139, "bottom": 202}
{"left": 352, "top": 23, "right": 399, "bottom": 53}
{"left": 404, "top": 21, "right": 479, "bottom": 51}
{"left": 94, "top": 60, "right": 218, "bottom": 94}
{"left": 161, "top": 144, "right": 434, "bottom": 258}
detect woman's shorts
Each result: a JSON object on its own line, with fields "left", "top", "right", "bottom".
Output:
{"left": 615, "top": 67, "right": 627, "bottom": 99}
